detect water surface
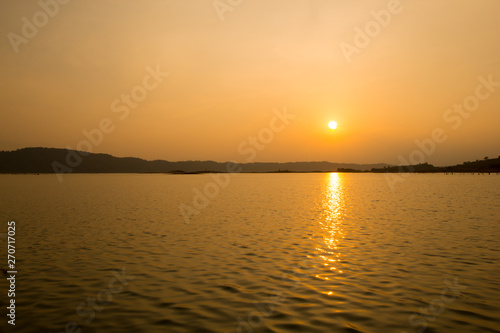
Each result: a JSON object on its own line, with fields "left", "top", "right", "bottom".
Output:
{"left": 0, "top": 173, "right": 499, "bottom": 332}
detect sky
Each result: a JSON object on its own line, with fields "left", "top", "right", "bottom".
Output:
{"left": 1, "top": 0, "right": 499, "bottom": 166}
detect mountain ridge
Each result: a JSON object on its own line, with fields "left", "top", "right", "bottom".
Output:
{"left": 2, "top": 147, "right": 498, "bottom": 174}
{"left": 0, "top": 147, "right": 391, "bottom": 174}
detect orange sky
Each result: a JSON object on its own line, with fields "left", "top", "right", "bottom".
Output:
{"left": 1, "top": 0, "right": 499, "bottom": 165}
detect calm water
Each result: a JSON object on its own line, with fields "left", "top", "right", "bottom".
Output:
{"left": 0, "top": 173, "right": 499, "bottom": 333}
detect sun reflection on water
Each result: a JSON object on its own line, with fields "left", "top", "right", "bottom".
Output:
{"left": 316, "top": 173, "right": 346, "bottom": 294}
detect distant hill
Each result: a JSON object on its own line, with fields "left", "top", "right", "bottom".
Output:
{"left": 371, "top": 157, "right": 500, "bottom": 173}
{"left": 0, "top": 147, "right": 390, "bottom": 174}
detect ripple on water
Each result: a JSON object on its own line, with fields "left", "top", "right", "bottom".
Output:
{"left": 1, "top": 174, "right": 499, "bottom": 332}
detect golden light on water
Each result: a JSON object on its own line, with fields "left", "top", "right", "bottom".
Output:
{"left": 314, "top": 173, "right": 346, "bottom": 292}
{"left": 322, "top": 173, "right": 345, "bottom": 250}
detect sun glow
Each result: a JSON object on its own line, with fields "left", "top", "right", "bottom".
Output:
{"left": 328, "top": 121, "right": 338, "bottom": 130}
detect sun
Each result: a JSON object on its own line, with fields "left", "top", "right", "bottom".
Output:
{"left": 328, "top": 121, "right": 338, "bottom": 130}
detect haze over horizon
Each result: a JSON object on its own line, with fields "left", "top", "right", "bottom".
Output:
{"left": 1, "top": 0, "right": 500, "bottom": 166}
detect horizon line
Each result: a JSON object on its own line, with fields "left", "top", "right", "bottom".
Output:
{"left": 2, "top": 146, "right": 393, "bottom": 166}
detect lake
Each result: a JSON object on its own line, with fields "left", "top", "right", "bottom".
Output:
{"left": 0, "top": 173, "right": 499, "bottom": 332}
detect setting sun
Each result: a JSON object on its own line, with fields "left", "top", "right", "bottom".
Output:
{"left": 328, "top": 121, "right": 338, "bottom": 130}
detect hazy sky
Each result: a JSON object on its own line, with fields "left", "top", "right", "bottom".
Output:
{"left": 1, "top": 0, "right": 499, "bottom": 165}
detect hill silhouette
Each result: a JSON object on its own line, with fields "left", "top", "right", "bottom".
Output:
{"left": 0, "top": 147, "right": 390, "bottom": 174}
{"left": 2, "top": 148, "right": 498, "bottom": 174}
{"left": 371, "top": 157, "right": 500, "bottom": 173}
